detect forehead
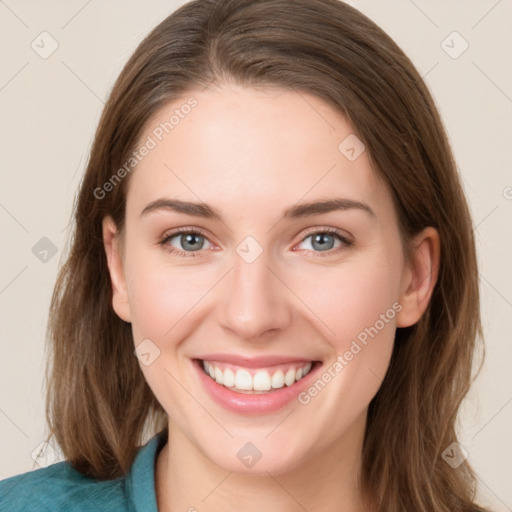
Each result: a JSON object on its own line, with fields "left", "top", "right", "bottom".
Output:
{"left": 126, "top": 84, "right": 389, "bottom": 220}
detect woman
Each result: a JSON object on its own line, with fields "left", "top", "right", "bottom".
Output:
{"left": 0, "top": 0, "right": 488, "bottom": 510}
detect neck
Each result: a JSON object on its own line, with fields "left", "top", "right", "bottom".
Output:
{"left": 155, "top": 410, "right": 373, "bottom": 512}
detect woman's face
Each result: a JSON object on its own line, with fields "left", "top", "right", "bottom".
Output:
{"left": 104, "top": 83, "right": 431, "bottom": 475}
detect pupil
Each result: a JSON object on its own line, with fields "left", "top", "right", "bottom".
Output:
{"left": 183, "top": 234, "right": 203, "bottom": 251}
{"left": 313, "top": 234, "right": 333, "bottom": 251}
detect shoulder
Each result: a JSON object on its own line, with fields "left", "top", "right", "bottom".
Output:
{"left": 0, "top": 461, "right": 130, "bottom": 512}
{"left": 0, "top": 429, "right": 167, "bottom": 512}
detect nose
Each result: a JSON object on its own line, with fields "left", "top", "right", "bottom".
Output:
{"left": 219, "top": 247, "right": 292, "bottom": 341}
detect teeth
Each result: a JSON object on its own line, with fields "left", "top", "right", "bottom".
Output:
{"left": 253, "top": 370, "right": 272, "bottom": 391}
{"left": 202, "top": 360, "right": 314, "bottom": 393}
{"left": 271, "top": 370, "right": 285, "bottom": 389}
{"left": 284, "top": 368, "right": 296, "bottom": 386}
{"left": 223, "top": 368, "right": 235, "bottom": 387}
{"left": 235, "top": 369, "right": 253, "bottom": 390}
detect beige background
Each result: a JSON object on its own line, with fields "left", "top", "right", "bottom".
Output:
{"left": 0, "top": 0, "right": 511, "bottom": 509}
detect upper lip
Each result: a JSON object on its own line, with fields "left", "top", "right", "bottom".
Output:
{"left": 194, "top": 354, "right": 318, "bottom": 368}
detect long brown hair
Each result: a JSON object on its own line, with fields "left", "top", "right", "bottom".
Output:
{"left": 44, "top": 1, "right": 486, "bottom": 510}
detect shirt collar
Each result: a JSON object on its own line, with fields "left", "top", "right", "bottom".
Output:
{"left": 128, "top": 428, "right": 168, "bottom": 512}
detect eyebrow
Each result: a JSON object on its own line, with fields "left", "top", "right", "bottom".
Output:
{"left": 140, "top": 197, "right": 375, "bottom": 220}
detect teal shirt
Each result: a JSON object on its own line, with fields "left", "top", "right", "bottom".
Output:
{"left": 0, "top": 430, "right": 167, "bottom": 512}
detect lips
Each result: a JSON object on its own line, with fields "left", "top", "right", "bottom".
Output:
{"left": 191, "top": 355, "right": 323, "bottom": 414}
{"left": 194, "top": 353, "right": 316, "bottom": 368}
{"left": 201, "top": 359, "right": 314, "bottom": 392}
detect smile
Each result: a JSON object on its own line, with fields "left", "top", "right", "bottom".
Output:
{"left": 201, "top": 360, "right": 314, "bottom": 394}
{"left": 192, "top": 356, "right": 323, "bottom": 415}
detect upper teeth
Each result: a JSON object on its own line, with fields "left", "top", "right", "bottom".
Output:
{"left": 202, "top": 360, "right": 313, "bottom": 392}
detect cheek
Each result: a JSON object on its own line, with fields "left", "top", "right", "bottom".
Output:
{"left": 290, "top": 256, "right": 402, "bottom": 405}
{"left": 125, "top": 250, "right": 207, "bottom": 342}
{"left": 125, "top": 257, "right": 209, "bottom": 416}
{"left": 293, "top": 260, "right": 401, "bottom": 342}
{"left": 291, "top": 265, "right": 399, "bottom": 426}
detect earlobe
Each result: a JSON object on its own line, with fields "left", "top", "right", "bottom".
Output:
{"left": 102, "top": 216, "right": 131, "bottom": 323}
{"left": 396, "top": 227, "right": 440, "bottom": 328}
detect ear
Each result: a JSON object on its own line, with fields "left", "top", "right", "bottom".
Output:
{"left": 396, "top": 227, "right": 440, "bottom": 328}
{"left": 102, "top": 216, "right": 131, "bottom": 323}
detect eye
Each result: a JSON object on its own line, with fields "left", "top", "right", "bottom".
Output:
{"left": 159, "top": 228, "right": 213, "bottom": 258}
{"left": 295, "top": 228, "right": 353, "bottom": 257}
{"left": 159, "top": 227, "right": 353, "bottom": 259}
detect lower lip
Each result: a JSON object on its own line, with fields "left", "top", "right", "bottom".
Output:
{"left": 192, "top": 359, "right": 321, "bottom": 415}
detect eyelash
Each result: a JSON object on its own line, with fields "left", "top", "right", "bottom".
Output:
{"left": 158, "top": 226, "right": 353, "bottom": 259}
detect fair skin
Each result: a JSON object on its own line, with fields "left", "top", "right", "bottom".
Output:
{"left": 103, "top": 83, "right": 439, "bottom": 512}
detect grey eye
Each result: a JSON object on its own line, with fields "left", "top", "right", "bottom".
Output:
{"left": 169, "top": 232, "right": 211, "bottom": 252}
{"left": 299, "top": 232, "right": 341, "bottom": 252}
